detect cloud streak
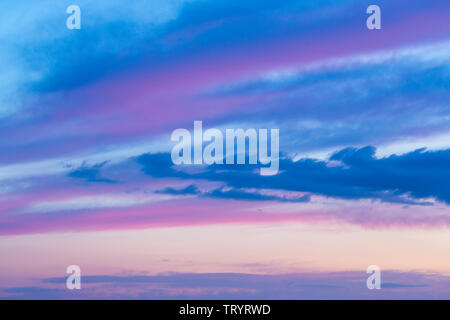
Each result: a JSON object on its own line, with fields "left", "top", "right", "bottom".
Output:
{"left": 3, "top": 270, "right": 450, "bottom": 299}
{"left": 137, "top": 146, "right": 450, "bottom": 205}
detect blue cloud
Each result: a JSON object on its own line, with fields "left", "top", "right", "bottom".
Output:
{"left": 3, "top": 270, "right": 446, "bottom": 299}
{"left": 155, "top": 184, "right": 310, "bottom": 203}
{"left": 136, "top": 146, "right": 450, "bottom": 205}
{"left": 68, "top": 161, "right": 117, "bottom": 183}
{"left": 136, "top": 153, "right": 185, "bottom": 178}
{"left": 155, "top": 184, "right": 200, "bottom": 195}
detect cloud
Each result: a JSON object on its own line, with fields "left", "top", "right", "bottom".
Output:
{"left": 136, "top": 146, "right": 450, "bottom": 205}
{"left": 0, "top": 0, "right": 192, "bottom": 93}
{"left": 155, "top": 184, "right": 200, "bottom": 195}
{"left": 2, "top": 286, "right": 84, "bottom": 300}
{"left": 205, "top": 187, "right": 310, "bottom": 203}
{"left": 68, "top": 161, "right": 117, "bottom": 183}
{"left": 1, "top": 0, "right": 449, "bottom": 236}
{"left": 382, "top": 283, "right": 428, "bottom": 288}
{"left": 3, "top": 0, "right": 449, "bottom": 167}
{"left": 155, "top": 184, "right": 311, "bottom": 203}
{"left": 136, "top": 153, "right": 185, "bottom": 179}
{"left": 201, "top": 40, "right": 450, "bottom": 154}
{"left": 3, "top": 270, "right": 449, "bottom": 299}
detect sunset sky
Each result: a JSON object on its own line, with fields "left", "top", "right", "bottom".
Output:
{"left": 1, "top": 0, "right": 450, "bottom": 299}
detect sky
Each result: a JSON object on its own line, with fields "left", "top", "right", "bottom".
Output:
{"left": 0, "top": 0, "right": 450, "bottom": 299}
